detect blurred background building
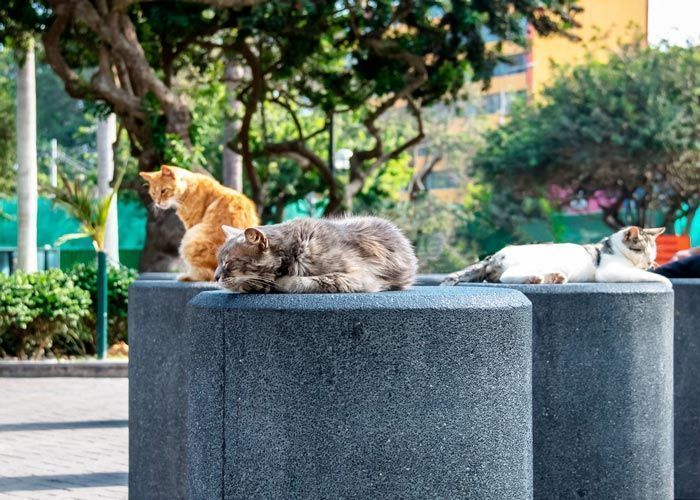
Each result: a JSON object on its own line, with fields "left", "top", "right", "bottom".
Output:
{"left": 420, "top": 0, "right": 648, "bottom": 204}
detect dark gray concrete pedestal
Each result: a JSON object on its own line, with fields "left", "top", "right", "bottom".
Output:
{"left": 128, "top": 280, "right": 217, "bottom": 500}
{"left": 673, "top": 279, "right": 700, "bottom": 500}
{"left": 185, "top": 287, "right": 534, "bottom": 500}
{"left": 464, "top": 283, "right": 674, "bottom": 500}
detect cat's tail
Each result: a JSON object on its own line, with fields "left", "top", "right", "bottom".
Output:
{"left": 441, "top": 259, "right": 489, "bottom": 286}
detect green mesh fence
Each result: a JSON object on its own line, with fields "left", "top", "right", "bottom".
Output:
{"left": 0, "top": 196, "right": 146, "bottom": 270}
{"left": 0, "top": 195, "right": 696, "bottom": 272}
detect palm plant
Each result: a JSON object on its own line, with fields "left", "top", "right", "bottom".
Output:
{"left": 48, "top": 169, "right": 124, "bottom": 359}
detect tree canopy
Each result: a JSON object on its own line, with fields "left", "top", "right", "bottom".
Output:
{"left": 1, "top": 0, "right": 581, "bottom": 269}
{"left": 475, "top": 43, "right": 700, "bottom": 229}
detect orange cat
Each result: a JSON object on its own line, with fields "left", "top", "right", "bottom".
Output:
{"left": 139, "top": 165, "right": 259, "bottom": 281}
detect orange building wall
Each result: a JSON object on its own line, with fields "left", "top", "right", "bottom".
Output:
{"left": 530, "top": 0, "right": 647, "bottom": 94}
{"left": 414, "top": 0, "right": 648, "bottom": 202}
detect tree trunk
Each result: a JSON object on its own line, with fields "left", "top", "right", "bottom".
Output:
{"left": 222, "top": 60, "right": 244, "bottom": 191}
{"left": 97, "top": 113, "right": 120, "bottom": 265}
{"left": 339, "top": 177, "right": 364, "bottom": 214}
{"left": 16, "top": 40, "right": 38, "bottom": 273}
{"left": 136, "top": 151, "right": 185, "bottom": 272}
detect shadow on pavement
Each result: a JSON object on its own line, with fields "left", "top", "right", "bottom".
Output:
{"left": 0, "top": 420, "right": 128, "bottom": 432}
{"left": 0, "top": 471, "right": 128, "bottom": 492}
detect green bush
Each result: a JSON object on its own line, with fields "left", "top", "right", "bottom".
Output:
{"left": 0, "top": 270, "right": 91, "bottom": 359}
{"left": 69, "top": 263, "right": 138, "bottom": 349}
{"left": 0, "top": 264, "right": 138, "bottom": 359}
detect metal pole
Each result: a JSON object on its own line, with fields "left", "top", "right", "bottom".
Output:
{"left": 49, "top": 139, "right": 58, "bottom": 188}
{"left": 96, "top": 250, "right": 108, "bottom": 359}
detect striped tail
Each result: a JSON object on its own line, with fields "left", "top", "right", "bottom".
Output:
{"left": 441, "top": 259, "right": 489, "bottom": 286}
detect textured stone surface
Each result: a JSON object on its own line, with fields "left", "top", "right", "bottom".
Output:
{"left": 128, "top": 280, "right": 217, "bottom": 500}
{"left": 413, "top": 274, "right": 447, "bottom": 286}
{"left": 462, "top": 282, "right": 674, "bottom": 500}
{"left": 136, "top": 272, "right": 179, "bottom": 281}
{"left": 673, "top": 279, "right": 700, "bottom": 500}
{"left": 0, "top": 378, "right": 128, "bottom": 499}
{"left": 185, "top": 287, "right": 533, "bottom": 500}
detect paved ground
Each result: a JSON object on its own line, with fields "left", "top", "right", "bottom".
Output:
{"left": 0, "top": 378, "right": 128, "bottom": 499}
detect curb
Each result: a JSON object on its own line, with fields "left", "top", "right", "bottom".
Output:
{"left": 0, "top": 360, "right": 128, "bottom": 377}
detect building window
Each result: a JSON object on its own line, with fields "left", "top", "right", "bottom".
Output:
{"left": 481, "top": 90, "right": 527, "bottom": 115}
{"left": 503, "top": 90, "right": 527, "bottom": 113}
{"left": 480, "top": 19, "right": 528, "bottom": 43}
{"left": 482, "top": 93, "right": 501, "bottom": 114}
{"left": 425, "top": 171, "right": 461, "bottom": 190}
{"left": 493, "top": 53, "right": 528, "bottom": 77}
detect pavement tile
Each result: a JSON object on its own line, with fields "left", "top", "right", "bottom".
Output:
{"left": 0, "top": 378, "right": 128, "bottom": 500}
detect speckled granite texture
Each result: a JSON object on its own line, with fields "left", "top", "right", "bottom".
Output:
{"left": 185, "top": 287, "right": 533, "bottom": 500}
{"left": 672, "top": 279, "right": 700, "bottom": 500}
{"left": 128, "top": 280, "right": 218, "bottom": 500}
{"left": 413, "top": 274, "right": 448, "bottom": 286}
{"left": 136, "top": 272, "right": 179, "bottom": 281}
{"left": 462, "top": 282, "right": 674, "bottom": 500}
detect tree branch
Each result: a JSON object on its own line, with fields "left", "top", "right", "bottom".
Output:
{"left": 409, "top": 153, "right": 442, "bottom": 200}
{"left": 234, "top": 38, "right": 265, "bottom": 208}
{"left": 351, "top": 38, "right": 428, "bottom": 171}
{"left": 270, "top": 97, "right": 303, "bottom": 140}
{"left": 43, "top": 3, "right": 142, "bottom": 116}
{"left": 262, "top": 140, "right": 341, "bottom": 213}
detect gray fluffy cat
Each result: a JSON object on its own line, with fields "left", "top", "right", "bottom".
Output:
{"left": 442, "top": 226, "right": 670, "bottom": 287}
{"left": 215, "top": 216, "right": 417, "bottom": 293}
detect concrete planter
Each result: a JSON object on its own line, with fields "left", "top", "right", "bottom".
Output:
{"left": 413, "top": 274, "right": 448, "bottom": 286}
{"left": 136, "top": 272, "right": 179, "bottom": 281}
{"left": 459, "top": 283, "right": 674, "bottom": 500}
{"left": 128, "top": 280, "right": 218, "bottom": 500}
{"left": 185, "top": 287, "right": 534, "bottom": 499}
{"left": 672, "top": 279, "right": 700, "bottom": 500}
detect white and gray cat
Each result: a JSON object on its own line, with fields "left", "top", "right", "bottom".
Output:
{"left": 215, "top": 216, "right": 418, "bottom": 293}
{"left": 442, "top": 226, "right": 671, "bottom": 287}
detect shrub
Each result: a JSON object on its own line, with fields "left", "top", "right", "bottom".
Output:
{"left": 69, "top": 263, "right": 138, "bottom": 348}
{"left": 369, "top": 196, "right": 474, "bottom": 273}
{"left": 0, "top": 270, "right": 91, "bottom": 359}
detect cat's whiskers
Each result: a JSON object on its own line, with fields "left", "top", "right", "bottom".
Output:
{"left": 221, "top": 275, "right": 278, "bottom": 292}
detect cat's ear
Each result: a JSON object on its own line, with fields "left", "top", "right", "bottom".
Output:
{"left": 244, "top": 227, "right": 268, "bottom": 250}
{"left": 139, "top": 171, "right": 155, "bottom": 181}
{"left": 624, "top": 226, "right": 641, "bottom": 240}
{"left": 221, "top": 225, "right": 242, "bottom": 240}
{"left": 161, "top": 165, "right": 175, "bottom": 178}
{"left": 643, "top": 227, "right": 666, "bottom": 239}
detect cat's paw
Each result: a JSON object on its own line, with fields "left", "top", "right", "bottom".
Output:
{"left": 545, "top": 272, "right": 568, "bottom": 284}
{"left": 178, "top": 268, "right": 214, "bottom": 282}
{"left": 527, "top": 275, "right": 545, "bottom": 284}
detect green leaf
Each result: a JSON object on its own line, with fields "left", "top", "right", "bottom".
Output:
{"left": 55, "top": 232, "right": 90, "bottom": 247}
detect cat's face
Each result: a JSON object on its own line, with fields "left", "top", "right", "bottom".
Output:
{"left": 139, "top": 166, "right": 185, "bottom": 209}
{"left": 215, "top": 226, "right": 282, "bottom": 292}
{"left": 612, "top": 226, "right": 665, "bottom": 268}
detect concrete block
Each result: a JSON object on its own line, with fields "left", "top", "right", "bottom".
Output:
{"left": 413, "top": 274, "right": 448, "bottom": 286}
{"left": 185, "top": 287, "right": 534, "bottom": 499}
{"left": 673, "top": 279, "right": 700, "bottom": 500}
{"left": 463, "top": 283, "right": 674, "bottom": 500}
{"left": 128, "top": 280, "right": 218, "bottom": 500}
